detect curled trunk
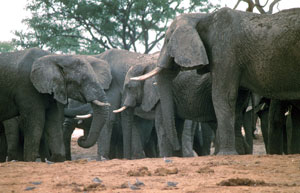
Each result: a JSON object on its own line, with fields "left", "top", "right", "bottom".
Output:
{"left": 77, "top": 101, "right": 109, "bottom": 148}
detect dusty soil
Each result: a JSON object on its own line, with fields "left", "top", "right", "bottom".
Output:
{"left": 1, "top": 129, "right": 300, "bottom": 193}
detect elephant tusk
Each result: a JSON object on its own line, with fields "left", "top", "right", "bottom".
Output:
{"left": 113, "top": 106, "right": 127, "bottom": 113}
{"left": 75, "top": 114, "right": 92, "bottom": 119}
{"left": 92, "top": 100, "right": 111, "bottom": 107}
{"left": 130, "top": 67, "right": 162, "bottom": 81}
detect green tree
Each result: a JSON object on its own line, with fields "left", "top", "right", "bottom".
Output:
{"left": 14, "top": 0, "right": 218, "bottom": 54}
{"left": 0, "top": 41, "right": 16, "bottom": 53}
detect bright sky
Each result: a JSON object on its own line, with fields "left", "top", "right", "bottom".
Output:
{"left": 0, "top": 0, "right": 299, "bottom": 42}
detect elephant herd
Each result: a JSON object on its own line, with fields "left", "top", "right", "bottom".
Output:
{"left": 0, "top": 7, "right": 300, "bottom": 162}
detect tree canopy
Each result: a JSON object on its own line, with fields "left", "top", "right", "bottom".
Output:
{"left": 14, "top": 0, "right": 218, "bottom": 54}
{"left": 0, "top": 41, "right": 16, "bottom": 53}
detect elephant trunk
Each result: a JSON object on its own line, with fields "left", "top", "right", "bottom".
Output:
{"left": 156, "top": 71, "right": 181, "bottom": 152}
{"left": 77, "top": 99, "right": 109, "bottom": 148}
{"left": 121, "top": 107, "right": 134, "bottom": 159}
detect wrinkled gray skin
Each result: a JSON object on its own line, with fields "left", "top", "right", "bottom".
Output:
{"left": 63, "top": 49, "right": 158, "bottom": 160}
{"left": 0, "top": 116, "right": 50, "bottom": 162}
{"left": 182, "top": 120, "right": 215, "bottom": 156}
{"left": 137, "top": 8, "right": 300, "bottom": 155}
{"left": 0, "top": 48, "right": 109, "bottom": 161}
{"left": 123, "top": 62, "right": 254, "bottom": 156}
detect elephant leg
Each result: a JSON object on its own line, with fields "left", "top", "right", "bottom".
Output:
{"left": 257, "top": 109, "right": 269, "bottom": 153}
{"left": 234, "top": 108, "right": 246, "bottom": 155}
{"left": 63, "top": 118, "right": 76, "bottom": 160}
{"left": 182, "top": 120, "right": 196, "bottom": 157}
{"left": 39, "top": 131, "right": 50, "bottom": 162}
{"left": 155, "top": 103, "right": 173, "bottom": 157}
{"left": 22, "top": 112, "right": 45, "bottom": 161}
{"left": 109, "top": 124, "right": 123, "bottom": 159}
{"left": 268, "top": 99, "right": 285, "bottom": 154}
{"left": 201, "top": 122, "right": 215, "bottom": 156}
{"left": 144, "top": 127, "right": 158, "bottom": 158}
{"left": 174, "top": 118, "right": 184, "bottom": 157}
{"left": 212, "top": 68, "right": 240, "bottom": 155}
{"left": 131, "top": 116, "right": 146, "bottom": 159}
{"left": 287, "top": 106, "right": 300, "bottom": 154}
{"left": 193, "top": 122, "right": 203, "bottom": 156}
{"left": 243, "top": 110, "right": 254, "bottom": 154}
{"left": 44, "top": 102, "right": 65, "bottom": 162}
{"left": 3, "top": 117, "right": 23, "bottom": 161}
{"left": 0, "top": 122, "right": 7, "bottom": 162}
{"left": 97, "top": 123, "right": 112, "bottom": 160}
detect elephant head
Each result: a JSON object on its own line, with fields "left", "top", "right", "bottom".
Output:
{"left": 30, "top": 55, "right": 112, "bottom": 148}
{"left": 115, "top": 63, "right": 159, "bottom": 114}
{"left": 131, "top": 13, "right": 209, "bottom": 81}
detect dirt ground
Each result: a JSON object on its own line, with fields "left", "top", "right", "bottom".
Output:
{"left": 1, "top": 129, "right": 300, "bottom": 193}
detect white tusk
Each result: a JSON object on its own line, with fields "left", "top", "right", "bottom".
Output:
{"left": 113, "top": 106, "right": 127, "bottom": 113}
{"left": 130, "top": 67, "right": 162, "bottom": 81}
{"left": 75, "top": 114, "right": 92, "bottom": 119}
{"left": 92, "top": 100, "right": 111, "bottom": 107}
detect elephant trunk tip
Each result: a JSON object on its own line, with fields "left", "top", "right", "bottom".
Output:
{"left": 77, "top": 135, "right": 95, "bottom": 148}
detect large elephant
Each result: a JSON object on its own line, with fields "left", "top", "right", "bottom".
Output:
{"left": 63, "top": 49, "right": 159, "bottom": 160}
{"left": 132, "top": 8, "right": 300, "bottom": 155}
{"left": 116, "top": 61, "right": 252, "bottom": 156}
{"left": 0, "top": 48, "right": 110, "bottom": 161}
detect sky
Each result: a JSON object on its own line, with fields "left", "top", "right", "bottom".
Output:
{"left": 0, "top": 0, "right": 299, "bottom": 42}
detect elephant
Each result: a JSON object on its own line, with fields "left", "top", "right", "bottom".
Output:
{"left": 62, "top": 49, "right": 160, "bottom": 160}
{"left": 116, "top": 61, "right": 253, "bottom": 157}
{"left": 0, "top": 48, "right": 110, "bottom": 161}
{"left": 132, "top": 8, "right": 300, "bottom": 155}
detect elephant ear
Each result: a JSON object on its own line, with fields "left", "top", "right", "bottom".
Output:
{"left": 87, "top": 57, "right": 112, "bottom": 90}
{"left": 30, "top": 55, "right": 68, "bottom": 104}
{"left": 141, "top": 77, "right": 159, "bottom": 112}
{"left": 167, "top": 26, "right": 208, "bottom": 69}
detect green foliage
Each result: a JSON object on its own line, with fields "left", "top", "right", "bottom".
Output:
{"left": 0, "top": 41, "right": 16, "bottom": 53}
{"left": 14, "top": 0, "right": 219, "bottom": 54}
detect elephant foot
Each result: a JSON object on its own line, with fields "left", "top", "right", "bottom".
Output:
{"left": 216, "top": 148, "right": 238, "bottom": 155}
{"left": 24, "top": 153, "right": 39, "bottom": 162}
{"left": 50, "top": 154, "right": 66, "bottom": 162}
